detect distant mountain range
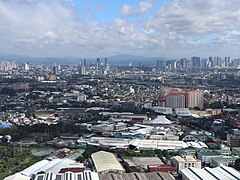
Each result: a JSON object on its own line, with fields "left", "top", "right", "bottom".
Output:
{"left": 0, "top": 54, "right": 167, "bottom": 65}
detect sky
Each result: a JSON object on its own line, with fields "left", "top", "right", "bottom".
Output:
{"left": 0, "top": 0, "right": 240, "bottom": 58}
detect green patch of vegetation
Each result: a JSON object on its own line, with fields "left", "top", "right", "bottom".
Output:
{"left": 0, "top": 146, "right": 42, "bottom": 179}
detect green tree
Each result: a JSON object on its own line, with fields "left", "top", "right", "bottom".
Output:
{"left": 235, "top": 158, "right": 240, "bottom": 171}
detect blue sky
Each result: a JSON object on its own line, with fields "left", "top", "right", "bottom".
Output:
{"left": 0, "top": 0, "right": 239, "bottom": 58}
{"left": 71, "top": 0, "right": 165, "bottom": 23}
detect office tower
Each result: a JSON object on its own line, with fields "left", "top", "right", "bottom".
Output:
{"left": 96, "top": 58, "right": 100, "bottom": 71}
{"left": 171, "top": 59, "right": 177, "bottom": 70}
{"left": 23, "top": 61, "right": 30, "bottom": 71}
{"left": 180, "top": 58, "right": 187, "bottom": 69}
{"left": 104, "top": 57, "right": 108, "bottom": 69}
{"left": 186, "top": 90, "right": 204, "bottom": 109}
{"left": 79, "top": 59, "right": 86, "bottom": 75}
{"left": 138, "top": 62, "right": 142, "bottom": 67}
{"left": 191, "top": 56, "right": 201, "bottom": 68}
{"left": 156, "top": 60, "right": 166, "bottom": 70}
{"left": 216, "top": 56, "right": 222, "bottom": 67}
{"left": 209, "top": 57, "right": 213, "bottom": 68}
{"left": 53, "top": 63, "right": 60, "bottom": 76}
{"left": 0, "top": 60, "right": 16, "bottom": 72}
{"left": 234, "top": 59, "right": 240, "bottom": 68}
{"left": 201, "top": 59, "right": 208, "bottom": 69}
{"left": 156, "top": 60, "right": 160, "bottom": 68}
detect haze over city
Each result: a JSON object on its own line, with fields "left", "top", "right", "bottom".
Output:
{"left": 0, "top": 0, "right": 240, "bottom": 58}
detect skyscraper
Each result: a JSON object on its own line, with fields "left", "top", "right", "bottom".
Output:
{"left": 96, "top": 58, "right": 100, "bottom": 71}
{"left": 104, "top": 57, "right": 108, "bottom": 69}
{"left": 191, "top": 56, "right": 201, "bottom": 69}
{"left": 53, "top": 63, "right": 60, "bottom": 76}
{"left": 79, "top": 59, "right": 86, "bottom": 75}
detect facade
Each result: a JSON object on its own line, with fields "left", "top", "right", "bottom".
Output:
{"left": 166, "top": 93, "right": 186, "bottom": 109}
{"left": 175, "top": 108, "right": 192, "bottom": 117}
{"left": 197, "top": 151, "right": 221, "bottom": 165}
{"left": 149, "top": 106, "right": 173, "bottom": 115}
{"left": 210, "top": 157, "right": 239, "bottom": 167}
{"left": 232, "top": 147, "right": 240, "bottom": 156}
{"left": 227, "top": 134, "right": 240, "bottom": 147}
{"left": 172, "top": 156, "right": 201, "bottom": 173}
{"left": 186, "top": 90, "right": 204, "bottom": 109}
{"left": 34, "top": 171, "right": 99, "bottom": 180}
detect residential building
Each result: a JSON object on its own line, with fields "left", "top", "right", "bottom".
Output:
{"left": 166, "top": 93, "right": 186, "bottom": 109}
{"left": 186, "top": 90, "right": 204, "bottom": 109}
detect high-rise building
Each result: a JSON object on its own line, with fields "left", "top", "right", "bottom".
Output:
{"left": 186, "top": 90, "right": 204, "bottom": 109}
{"left": 96, "top": 58, "right": 100, "bottom": 71}
{"left": 166, "top": 93, "right": 186, "bottom": 109}
{"left": 22, "top": 61, "right": 30, "bottom": 71}
{"left": 179, "top": 58, "right": 187, "bottom": 69}
{"left": 53, "top": 63, "right": 60, "bottom": 76}
{"left": 104, "top": 57, "right": 108, "bottom": 69}
{"left": 79, "top": 59, "right": 86, "bottom": 75}
{"left": 191, "top": 56, "right": 201, "bottom": 68}
{"left": 0, "top": 60, "right": 16, "bottom": 72}
{"left": 156, "top": 60, "right": 166, "bottom": 70}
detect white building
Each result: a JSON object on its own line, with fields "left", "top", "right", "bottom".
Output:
{"left": 149, "top": 115, "right": 172, "bottom": 125}
{"left": 175, "top": 108, "right": 192, "bottom": 117}
{"left": 149, "top": 107, "right": 173, "bottom": 115}
{"left": 172, "top": 156, "right": 201, "bottom": 173}
{"left": 130, "top": 139, "right": 188, "bottom": 150}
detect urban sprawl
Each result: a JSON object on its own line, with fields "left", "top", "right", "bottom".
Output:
{"left": 0, "top": 56, "right": 240, "bottom": 180}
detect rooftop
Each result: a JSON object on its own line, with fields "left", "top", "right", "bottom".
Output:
{"left": 181, "top": 165, "right": 240, "bottom": 180}
{"left": 91, "top": 151, "right": 124, "bottom": 173}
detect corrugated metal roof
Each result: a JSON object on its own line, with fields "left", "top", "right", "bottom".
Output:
{"left": 91, "top": 151, "right": 124, "bottom": 173}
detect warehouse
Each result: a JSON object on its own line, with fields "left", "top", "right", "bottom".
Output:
{"left": 91, "top": 151, "right": 125, "bottom": 174}
{"left": 181, "top": 165, "right": 240, "bottom": 180}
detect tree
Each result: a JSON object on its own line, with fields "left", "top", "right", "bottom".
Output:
{"left": 82, "top": 149, "right": 92, "bottom": 159}
{"left": 235, "top": 158, "right": 240, "bottom": 171}
{"left": 162, "top": 150, "right": 169, "bottom": 157}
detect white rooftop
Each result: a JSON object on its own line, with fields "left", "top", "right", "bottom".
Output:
{"left": 21, "top": 158, "right": 76, "bottom": 177}
{"left": 150, "top": 115, "right": 172, "bottom": 125}
{"left": 4, "top": 173, "right": 30, "bottom": 180}
{"left": 181, "top": 165, "right": 240, "bottom": 180}
{"left": 91, "top": 151, "right": 124, "bottom": 173}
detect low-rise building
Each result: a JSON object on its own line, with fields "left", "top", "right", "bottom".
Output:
{"left": 180, "top": 165, "right": 240, "bottom": 180}
{"left": 172, "top": 156, "right": 201, "bottom": 173}
{"left": 197, "top": 150, "right": 222, "bottom": 165}
{"left": 210, "top": 157, "right": 239, "bottom": 167}
{"left": 91, "top": 151, "right": 125, "bottom": 174}
{"left": 175, "top": 108, "right": 192, "bottom": 117}
{"left": 232, "top": 147, "right": 240, "bottom": 156}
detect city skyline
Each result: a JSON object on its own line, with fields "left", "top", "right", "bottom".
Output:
{"left": 0, "top": 0, "right": 240, "bottom": 58}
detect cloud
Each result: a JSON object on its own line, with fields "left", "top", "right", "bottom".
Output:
{"left": 121, "top": 1, "right": 152, "bottom": 16}
{"left": 114, "top": 18, "right": 125, "bottom": 26}
{"left": 120, "top": 4, "right": 133, "bottom": 16}
{"left": 0, "top": 0, "right": 239, "bottom": 58}
{"left": 146, "top": 0, "right": 240, "bottom": 36}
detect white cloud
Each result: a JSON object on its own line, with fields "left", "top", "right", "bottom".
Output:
{"left": 121, "top": 1, "right": 152, "bottom": 17}
{"left": 120, "top": 4, "right": 133, "bottom": 16}
{"left": 0, "top": 0, "right": 240, "bottom": 58}
{"left": 114, "top": 18, "right": 125, "bottom": 26}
